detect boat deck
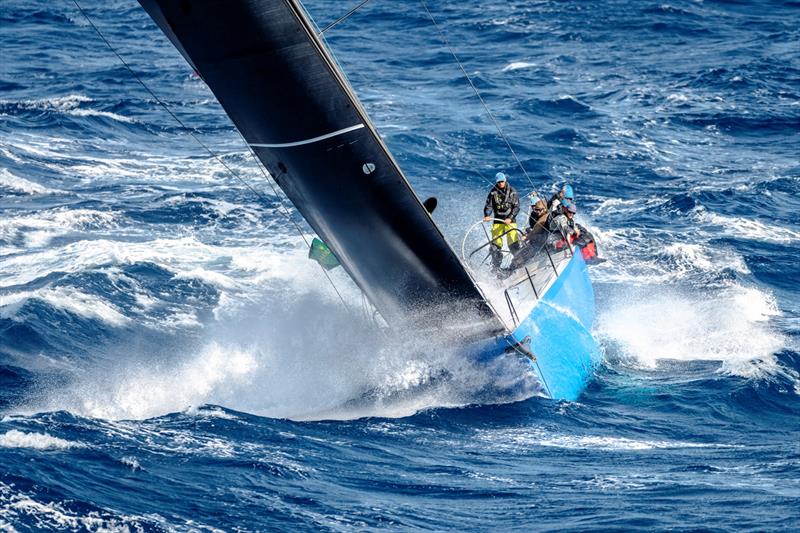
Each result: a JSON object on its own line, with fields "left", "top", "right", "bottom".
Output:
{"left": 480, "top": 245, "right": 574, "bottom": 330}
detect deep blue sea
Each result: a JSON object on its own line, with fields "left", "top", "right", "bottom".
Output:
{"left": 2, "top": 0, "right": 799, "bottom": 530}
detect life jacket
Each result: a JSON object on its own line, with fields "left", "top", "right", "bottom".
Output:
{"left": 485, "top": 184, "right": 520, "bottom": 220}
{"left": 548, "top": 212, "right": 576, "bottom": 237}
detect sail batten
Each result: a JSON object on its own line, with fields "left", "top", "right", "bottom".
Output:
{"left": 138, "top": 0, "right": 504, "bottom": 336}
{"left": 249, "top": 124, "right": 365, "bottom": 148}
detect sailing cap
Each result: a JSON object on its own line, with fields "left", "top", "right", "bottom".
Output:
{"left": 495, "top": 172, "right": 508, "bottom": 183}
{"left": 563, "top": 199, "right": 577, "bottom": 213}
{"left": 563, "top": 184, "right": 574, "bottom": 200}
{"left": 530, "top": 194, "right": 540, "bottom": 205}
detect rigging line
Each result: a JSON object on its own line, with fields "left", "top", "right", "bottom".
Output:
{"left": 239, "top": 144, "right": 355, "bottom": 315}
{"left": 532, "top": 356, "right": 554, "bottom": 398}
{"left": 71, "top": 0, "right": 352, "bottom": 313}
{"left": 317, "top": 0, "right": 497, "bottom": 196}
{"left": 318, "top": 0, "right": 373, "bottom": 35}
{"left": 418, "top": 0, "right": 535, "bottom": 191}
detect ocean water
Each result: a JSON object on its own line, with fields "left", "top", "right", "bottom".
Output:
{"left": 1, "top": 0, "right": 799, "bottom": 530}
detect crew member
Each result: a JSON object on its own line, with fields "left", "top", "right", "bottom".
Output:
{"left": 527, "top": 194, "right": 549, "bottom": 233}
{"left": 548, "top": 183, "right": 574, "bottom": 217}
{"left": 549, "top": 199, "right": 580, "bottom": 241}
{"left": 509, "top": 195, "right": 551, "bottom": 270}
{"left": 483, "top": 172, "right": 520, "bottom": 268}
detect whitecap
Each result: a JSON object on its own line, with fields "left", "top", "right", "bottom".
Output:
{"left": 0, "top": 481, "right": 162, "bottom": 530}
{"left": 662, "top": 242, "right": 749, "bottom": 275}
{"left": 666, "top": 92, "right": 691, "bottom": 103}
{"left": 0, "top": 430, "right": 83, "bottom": 450}
{"left": 4, "top": 93, "right": 134, "bottom": 123}
{"left": 0, "top": 287, "right": 130, "bottom": 327}
{"left": 597, "top": 284, "right": 785, "bottom": 369}
{"left": 502, "top": 61, "right": 537, "bottom": 72}
{"left": 69, "top": 108, "right": 134, "bottom": 123}
{"left": 173, "top": 268, "right": 239, "bottom": 290}
{"left": 697, "top": 210, "right": 800, "bottom": 244}
{"left": 184, "top": 405, "right": 239, "bottom": 420}
{"left": 0, "top": 168, "right": 54, "bottom": 195}
{"left": 0, "top": 208, "right": 119, "bottom": 248}
{"left": 120, "top": 456, "right": 142, "bottom": 470}
{"left": 474, "top": 427, "right": 736, "bottom": 452}
{"left": 590, "top": 195, "right": 667, "bottom": 216}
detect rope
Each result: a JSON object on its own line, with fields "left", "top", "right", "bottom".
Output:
{"left": 318, "top": 0, "right": 373, "bottom": 35}
{"left": 418, "top": 0, "right": 535, "bottom": 191}
{"left": 71, "top": 0, "right": 352, "bottom": 312}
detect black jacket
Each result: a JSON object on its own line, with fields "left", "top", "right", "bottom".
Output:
{"left": 483, "top": 184, "right": 520, "bottom": 221}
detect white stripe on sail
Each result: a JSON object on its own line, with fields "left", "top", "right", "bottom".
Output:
{"left": 249, "top": 124, "right": 365, "bottom": 148}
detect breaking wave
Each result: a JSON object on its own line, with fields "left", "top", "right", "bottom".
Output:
{"left": 597, "top": 284, "right": 785, "bottom": 372}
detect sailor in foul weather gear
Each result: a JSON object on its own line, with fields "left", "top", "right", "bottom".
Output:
{"left": 527, "top": 194, "right": 549, "bottom": 233}
{"left": 573, "top": 221, "right": 601, "bottom": 263}
{"left": 546, "top": 199, "right": 603, "bottom": 263}
{"left": 483, "top": 172, "right": 521, "bottom": 268}
{"left": 525, "top": 195, "right": 551, "bottom": 249}
{"left": 509, "top": 195, "right": 552, "bottom": 270}
{"left": 548, "top": 183, "right": 574, "bottom": 217}
{"left": 549, "top": 199, "right": 580, "bottom": 241}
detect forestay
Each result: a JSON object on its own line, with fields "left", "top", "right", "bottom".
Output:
{"left": 138, "top": 0, "right": 504, "bottom": 336}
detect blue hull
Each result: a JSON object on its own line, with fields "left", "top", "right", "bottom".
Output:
{"left": 471, "top": 251, "right": 599, "bottom": 401}
{"left": 511, "top": 251, "right": 599, "bottom": 400}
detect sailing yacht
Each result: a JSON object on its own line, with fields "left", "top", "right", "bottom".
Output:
{"left": 137, "top": 0, "right": 599, "bottom": 401}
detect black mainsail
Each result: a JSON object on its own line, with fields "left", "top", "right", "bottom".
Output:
{"left": 138, "top": 0, "right": 504, "bottom": 335}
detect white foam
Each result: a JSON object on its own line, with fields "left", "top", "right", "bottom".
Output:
{"left": 70, "top": 342, "right": 258, "bottom": 420}
{"left": 698, "top": 210, "right": 800, "bottom": 244}
{"left": 597, "top": 284, "right": 785, "bottom": 371}
{"left": 163, "top": 195, "right": 242, "bottom": 218}
{"left": 0, "top": 236, "right": 292, "bottom": 289}
{"left": 4, "top": 93, "right": 134, "bottom": 123}
{"left": 474, "top": 427, "right": 736, "bottom": 452}
{"left": 160, "top": 310, "right": 202, "bottom": 329}
{"left": 502, "top": 61, "right": 537, "bottom": 71}
{"left": 120, "top": 456, "right": 141, "bottom": 471}
{"left": 184, "top": 406, "right": 239, "bottom": 420}
{"left": 0, "top": 208, "right": 119, "bottom": 248}
{"left": 585, "top": 222, "right": 751, "bottom": 286}
{"left": 0, "top": 481, "right": 161, "bottom": 531}
{"left": 0, "top": 287, "right": 130, "bottom": 327}
{"left": 666, "top": 92, "right": 691, "bottom": 104}
{"left": 24, "top": 287, "right": 536, "bottom": 421}
{"left": 591, "top": 195, "right": 667, "bottom": 216}
{"left": 69, "top": 108, "right": 134, "bottom": 123}
{"left": 662, "top": 242, "right": 749, "bottom": 275}
{"left": 0, "top": 168, "right": 53, "bottom": 195}
{"left": 2, "top": 132, "right": 260, "bottom": 188}
{"left": 0, "top": 231, "right": 343, "bottom": 336}
{"left": 537, "top": 434, "right": 734, "bottom": 451}
{"left": 0, "top": 430, "right": 83, "bottom": 450}
{"left": 173, "top": 268, "right": 238, "bottom": 290}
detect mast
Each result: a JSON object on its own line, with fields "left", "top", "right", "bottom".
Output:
{"left": 138, "top": 0, "right": 504, "bottom": 337}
